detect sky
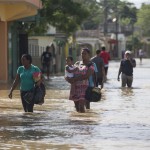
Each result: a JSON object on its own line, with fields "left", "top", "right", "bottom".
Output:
{"left": 124, "top": 0, "right": 150, "bottom": 8}
{"left": 96, "top": 0, "right": 150, "bottom": 8}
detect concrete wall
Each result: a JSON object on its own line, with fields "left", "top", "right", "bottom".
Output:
{"left": 0, "top": 21, "right": 8, "bottom": 82}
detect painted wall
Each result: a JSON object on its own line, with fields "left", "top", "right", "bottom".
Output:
{"left": 0, "top": 22, "right": 8, "bottom": 82}
{"left": 0, "top": 0, "right": 42, "bottom": 82}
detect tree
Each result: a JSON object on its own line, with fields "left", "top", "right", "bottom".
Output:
{"left": 136, "top": 4, "right": 150, "bottom": 36}
{"left": 80, "top": 0, "right": 104, "bottom": 30}
{"left": 31, "top": 0, "right": 89, "bottom": 35}
{"left": 85, "top": 0, "right": 137, "bottom": 32}
{"left": 26, "top": 0, "right": 137, "bottom": 36}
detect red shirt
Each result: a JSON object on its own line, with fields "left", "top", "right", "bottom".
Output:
{"left": 100, "top": 51, "right": 110, "bottom": 65}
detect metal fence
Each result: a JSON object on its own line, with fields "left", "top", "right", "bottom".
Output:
{"left": 28, "top": 44, "right": 45, "bottom": 57}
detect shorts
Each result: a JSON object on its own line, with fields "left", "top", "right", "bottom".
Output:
{"left": 121, "top": 73, "right": 133, "bottom": 87}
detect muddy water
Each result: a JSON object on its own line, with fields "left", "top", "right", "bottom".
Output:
{"left": 0, "top": 59, "right": 150, "bottom": 150}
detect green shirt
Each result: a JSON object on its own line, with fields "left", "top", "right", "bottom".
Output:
{"left": 17, "top": 64, "right": 41, "bottom": 91}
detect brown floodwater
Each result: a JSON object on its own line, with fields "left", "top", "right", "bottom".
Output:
{"left": 0, "top": 59, "right": 150, "bottom": 150}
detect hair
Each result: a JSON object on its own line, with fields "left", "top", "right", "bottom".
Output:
{"left": 81, "top": 47, "right": 90, "bottom": 54}
{"left": 67, "top": 56, "right": 73, "bottom": 61}
{"left": 101, "top": 46, "right": 106, "bottom": 51}
{"left": 46, "top": 46, "right": 50, "bottom": 52}
{"left": 22, "top": 54, "right": 32, "bottom": 64}
{"left": 96, "top": 49, "right": 101, "bottom": 54}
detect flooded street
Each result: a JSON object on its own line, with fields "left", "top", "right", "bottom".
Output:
{"left": 0, "top": 59, "right": 150, "bottom": 150}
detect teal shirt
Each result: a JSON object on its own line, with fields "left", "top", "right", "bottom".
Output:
{"left": 17, "top": 64, "right": 41, "bottom": 91}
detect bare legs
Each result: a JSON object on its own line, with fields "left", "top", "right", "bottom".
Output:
{"left": 74, "top": 100, "right": 90, "bottom": 113}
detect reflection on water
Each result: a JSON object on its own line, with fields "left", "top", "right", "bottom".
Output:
{"left": 0, "top": 59, "right": 150, "bottom": 150}
{"left": 120, "top": 88, "right": 135, "bottom": 98}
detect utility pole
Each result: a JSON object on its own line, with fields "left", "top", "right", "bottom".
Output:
{"left": 115, "top": 16, "right": 118, "bottom": 58}
{"left": 104, "top": 0, "right": 108, "bottom": 36}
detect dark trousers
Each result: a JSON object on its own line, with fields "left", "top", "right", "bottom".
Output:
{"left": 42, "top": 62, "right": 50, "bottom": 78}
{"left": 96, "top": 77, "right": 103, "bottom": 87}
{"left": 21, "top": 91, "right": 34, "bottom": 112}
{"left": 104, "top": 67, "right": 108, "bottom": 76}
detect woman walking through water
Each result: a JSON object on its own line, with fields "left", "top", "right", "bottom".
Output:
{"left": 8, "top": 54, "right": 42, "bottom": 112}
{"left": 65, "top": 48, "right": 95, "bottom": 113}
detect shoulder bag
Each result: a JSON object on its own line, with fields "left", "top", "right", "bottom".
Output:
{"left": 33, "top": 82, "right": 46, "bottom": 105}
{"left": 85, "top": 62, "right": 101, "bottom": 102}
{"left": 85, "top": 86, "right": 101, "bottom": 102}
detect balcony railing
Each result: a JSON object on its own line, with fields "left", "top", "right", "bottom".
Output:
{"left": 100, "top": 23, "right": 133, "bottom": 35}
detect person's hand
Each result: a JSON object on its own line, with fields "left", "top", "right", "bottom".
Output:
{"left": 36, "top": 80, "right": 41, "bottom": 86}
{"left": 8, "top": 91, "right": 12, "bottom": 99}
{"left": 74, "top": 67, "right": 78, "bottom": 71}
{"left": 65, "top": 77, "right": 70, "bottom": 83}
{"left": 65, "top": 77, "right": 75, "bottom": 84}
{"left": 64, "top": 77, "right": 69, "bottom": 82}
{"left": 127, "top": 55, "right": 131, "bottom": 60}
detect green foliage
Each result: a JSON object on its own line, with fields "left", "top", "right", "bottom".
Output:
{"left": 119, "top": 2, "right": 137, "bottom": 19}
{"left": 136, "top": 4, "right": 150, "bottom": 36}
{"left": 126, "top": 36, "right": 142, "bottom": 50}
{"left": 120, "top": 18, "right": 131, "bottom": 26}
{"left": 39, "top": 0, "right": 89, "bottom": 35}
{"left": 81, "top": 0, "right": 104, "bottom": 29}
{"left": 26, "top": 0, "right": 138, "bottom": 36}
{"left": 84, "top": 0, "right": 138, "bottom": 28}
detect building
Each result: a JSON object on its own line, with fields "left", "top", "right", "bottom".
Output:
{"left": 0, "top": 0, "right": 42, "bottom": 83}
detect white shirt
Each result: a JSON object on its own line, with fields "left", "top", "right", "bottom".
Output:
{"left": 65, "top": 65, "right": 76, "bottom": 78}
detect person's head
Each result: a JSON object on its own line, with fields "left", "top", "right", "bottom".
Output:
{"left": 96, "top": 49, "right": 101, "bottom": 55}
{"left": 124, "top": 50, "right": 131, "bottom": 59}
{"left": 66, "top": 56, "right": 74, "bottom": 66}
{"left": 81, "top": 48, "right": 91, "bottom": 61}
{"left": 21, "top": 54, "right": 32, "bottom": 67}
{"left": 46, "top": 46, "right": 51, "bottom": 52}
{"left": 101, "top": 46, "right": 106, "bottom": 51}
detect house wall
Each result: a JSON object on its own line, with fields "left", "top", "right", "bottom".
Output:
{"left": 0, "top": 21, "right": 8, "bottom": 83}
{"left": 0, "top": 0, "right": 42, "bottom": 82}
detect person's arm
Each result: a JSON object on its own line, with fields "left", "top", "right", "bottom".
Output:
{"left": 66, "top": 66, "right": 77, "bottom": 73}
{"left": 126, "top": 54, "right": 136, "bottom": 67}
{"left": 117, "top": 63, "right": 122, "bottom": 81}
{"left": 66, "top": 66, "right": 93, "bottom": 84}
{"left": 75, "top": 68, "right": 93, "bottom": 81}
{"left": 8, "top": 74, "right": 20, "bottom": 99}
{"left": 130, "top": 59, "right": 136, "bottom": 67}
{"left": 33, "top": 67, "right": 43, "bottom": 86}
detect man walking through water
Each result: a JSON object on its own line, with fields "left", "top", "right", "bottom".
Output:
{"left": 41, "top": 46, "right": 52, "bottom": 80}
{"left": 138, "top": 48, "right": 144, "bottom": 64}
{"left": 91, "top": 49, "right": 105, "bottom": 89}
{"left": 117, "top": 50, "right": 136, "bottom": 87}
{"left": 100, "top": 46, "right": 110, "bottom": 81}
